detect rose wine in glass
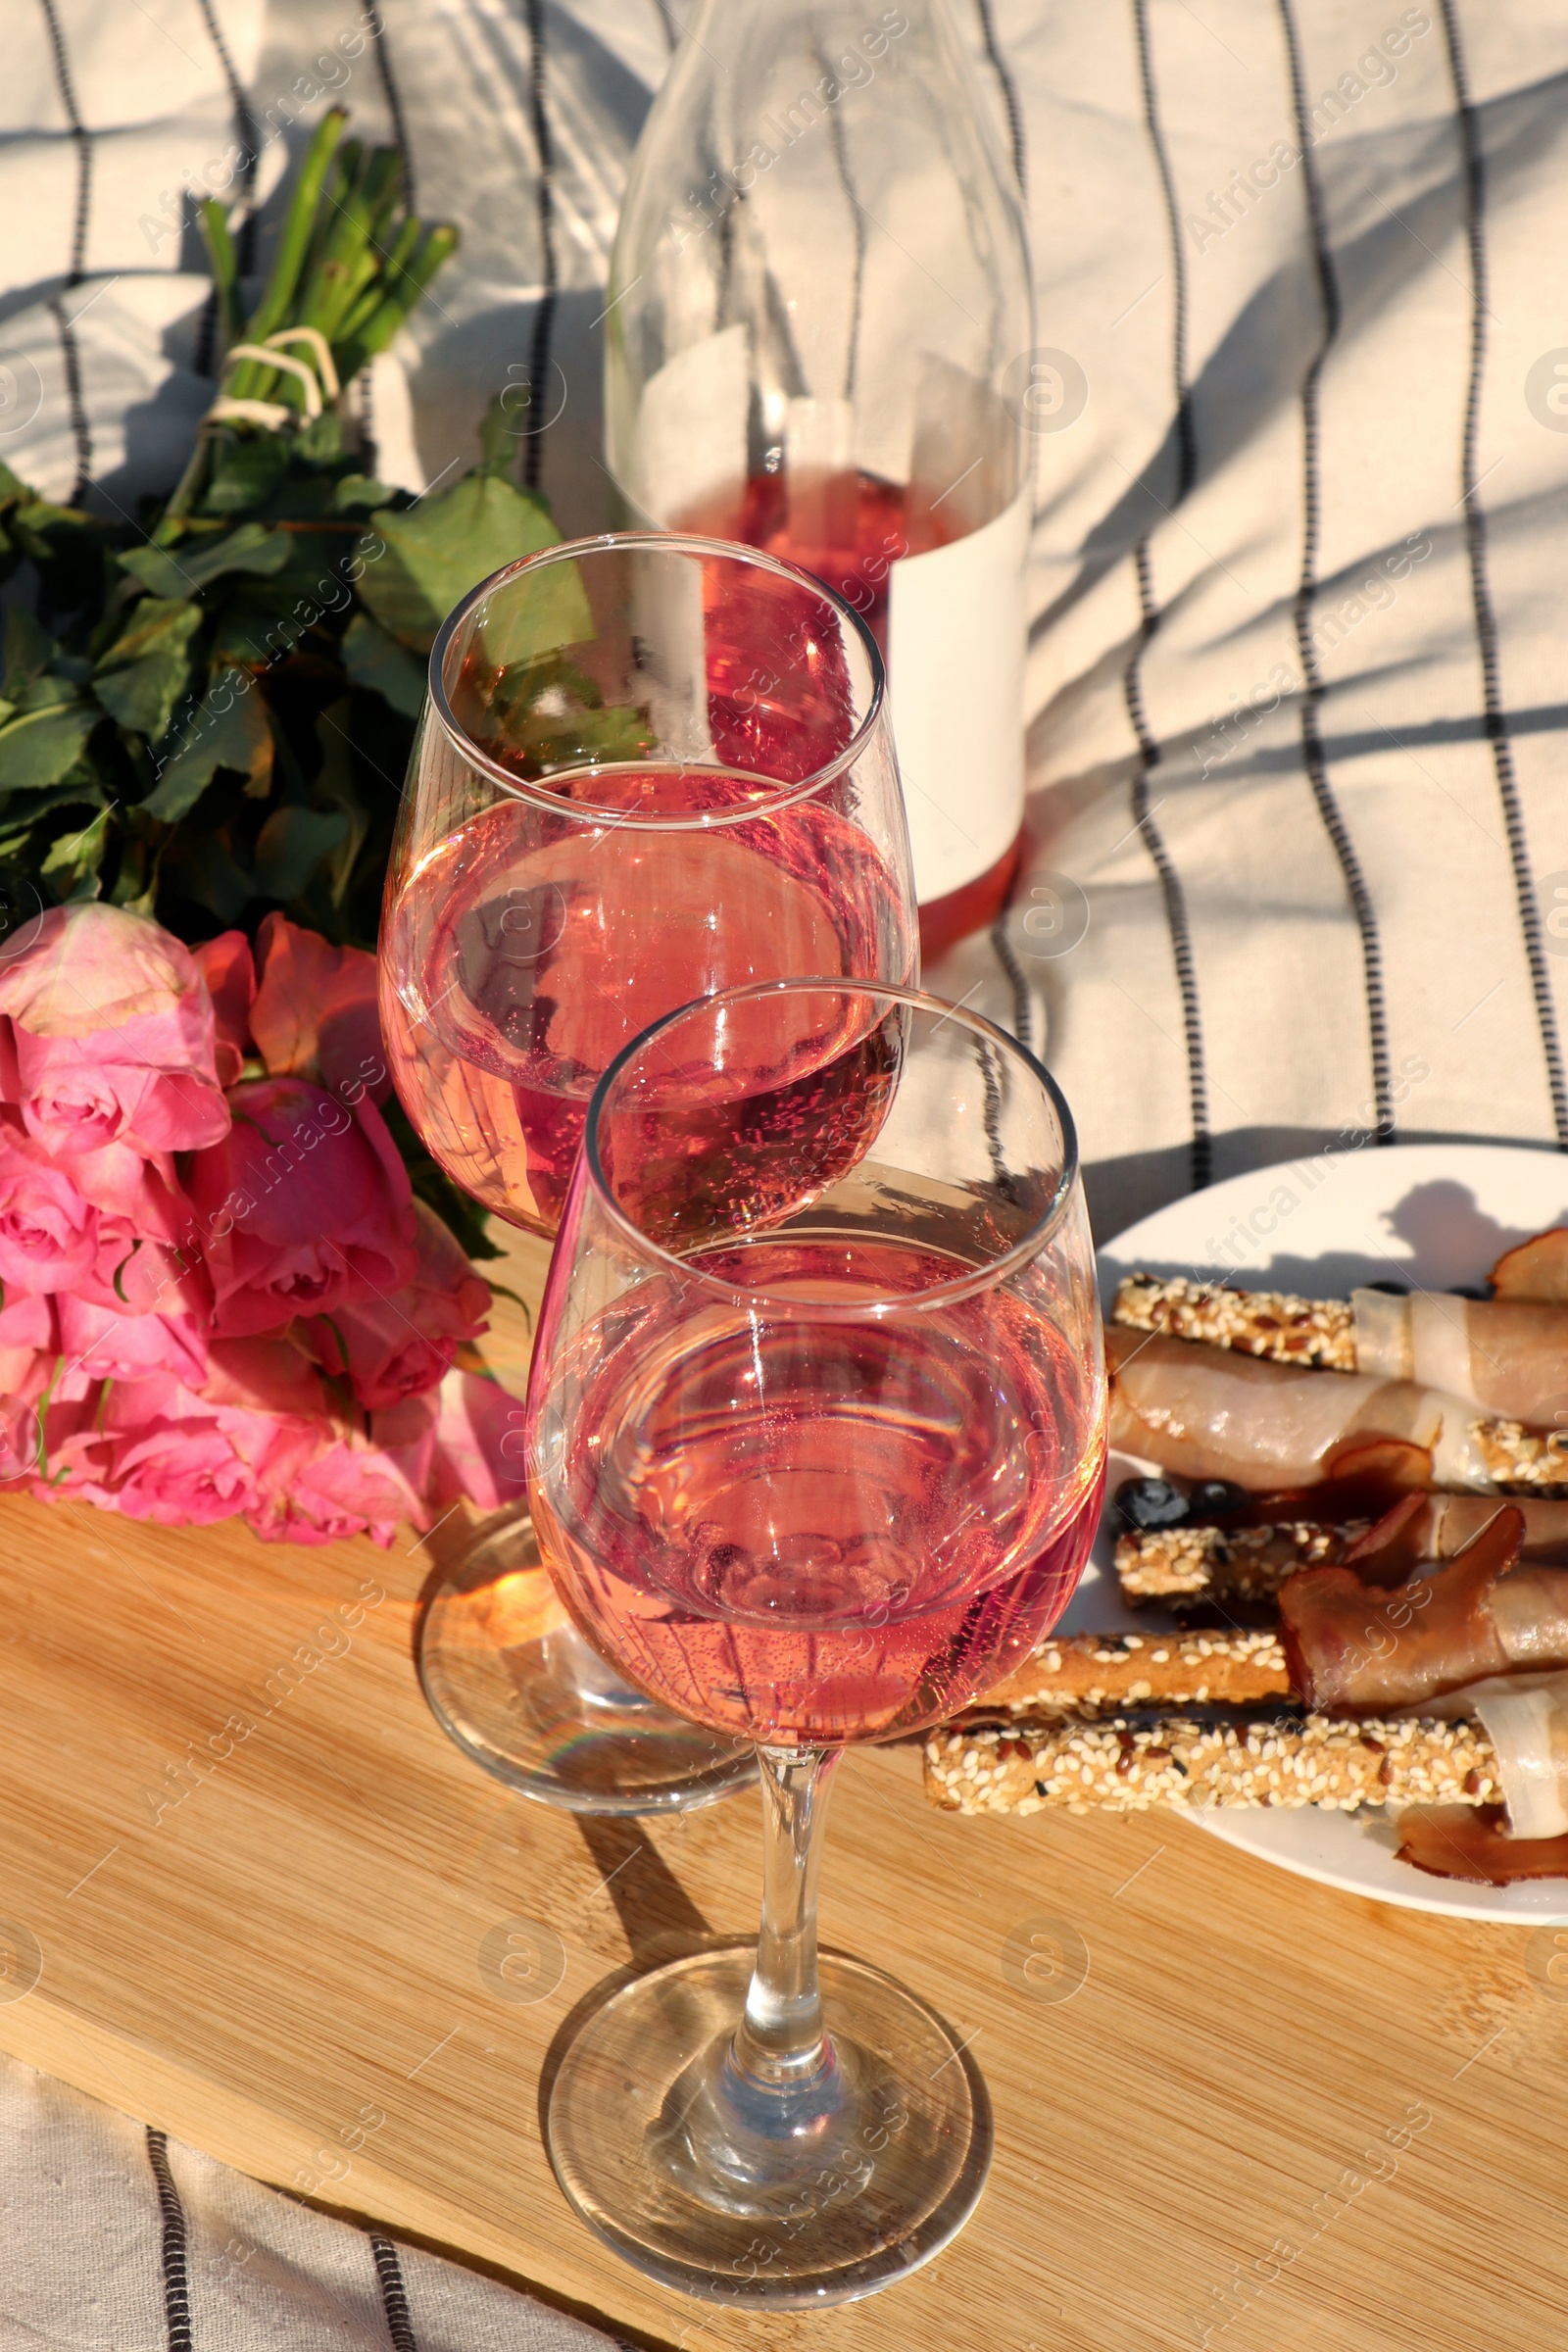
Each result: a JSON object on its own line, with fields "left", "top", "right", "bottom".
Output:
{"left": 377, "top": 534, "right": 916, "bottom": 1814}
{"left": 381, "top": 767, "right": 908, "bottom": 1234}
{"left": 527, "top": 980, "right": 1106, "bottom": 2305}
{"left": 542, "top": 1235, "right": 1102, "bottom": 1743}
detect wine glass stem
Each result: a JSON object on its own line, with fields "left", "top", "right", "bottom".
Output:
{"left": 733, "top": 1744, "right": 842, "bottom": 2094}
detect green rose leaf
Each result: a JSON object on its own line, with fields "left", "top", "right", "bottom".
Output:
{"left": 97, "top": 598, "right": 202, "bottom": 667}
{"left": 208, "top": 591, "right": 307, "bottom": 669}
{"left": 204, "top": 432, "right": 290, "bottom": 514}
{"left": 142, "top": 675, "right": 273, "bottom": 823}
{"left": 340, "top": 610, "right": 427, "bottom": 717}
{"left": 0, "top": 703, "right": 99, "bottom": 792}
{"left": 313, "top": 698, "right": 370, "bottom": 906}
{"left": 4, "top": 610, "right": 57, "bottom": 700}
{"left": 332, "top": 473, "right": 396, "bottom": 515}
{"left": 0, "top": 775, "right": 106, "bottom": 862}
{"left": 252, "top": 803, "right": 350, "bottom": 901}
{"left": 355, "top": 474, "right": 574, "bottom": 655}
{"left": 39, "top": 803, "right": 112, "bottom": 899}
{"left": 16, "top": 674, "right": 80, "bottom": 714}
{"left": 93, "top": 597, "right": 203, "bottom": 741}
{"left": 118, "top": 521, "right": 291, "bottom": 600}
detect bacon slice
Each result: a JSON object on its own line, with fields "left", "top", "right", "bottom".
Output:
{"left": 1491, "top": 1227, "right": 1568, "bottom": 1304}
{"left": 1395, "top": 1803, "right": 1568, "bottom": 1885}
{"left": 1339, "top": 1493, "right": 1437, "bottom": 1585}
{"left": 1215, "top": 1449, "right": 1437, "bottom": 1528}
{"left": 1278, "top": 1508, "right": 1542, "bottom": 1710}
{"left": 1105, "top": 1327, "right": 1493, "bottom": 1492}
{"left": 1352, "top": 1289, "right": 1568, "bottom": 1424}
{"left": 1344, "top": 1492, "right": 1568, "bottom": 1572}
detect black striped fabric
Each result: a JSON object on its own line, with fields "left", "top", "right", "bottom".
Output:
{"left": 192, "top": 0, "right": 260, "bottom": 375}
{"left": 973, "top": 0, "right": 1027, "bottom": 194}
{"left": 144, "top": 2130, "right": 194, "bottom": 2352}
{"left": 991, "top": 913, "right": 1035, "bottom": 1054}
{"left": 35, "top": 0, "right": 93, "bottom": 503}
{"left": 370, "top": 2232, "right": 419, "bottom": 2351}
{"left": 1435, "top": 0, "right": 1568, "bottom": 1149}
{"left": 1125, "top": 0, "right": 1211, "bottom": 1194}
{"left": 1276, "top": 0, "right": 1395, "bottom": 1146}
{"left": 193, "top": 0, "right": 259, "bottom": 259}
{"left": 519, "top": 0, "right": 559, "bottom": 494}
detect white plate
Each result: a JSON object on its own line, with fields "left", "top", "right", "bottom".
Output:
{"left": 1081, "top": 1141, "right": 1568, "bottom": 1924}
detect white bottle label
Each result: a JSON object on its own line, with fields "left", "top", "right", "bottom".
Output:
{"left": 629, "top": 326, "right": 749, "bottom": 522}
{"left": 887, "top": 484, "right": 1030, "bottom": 905}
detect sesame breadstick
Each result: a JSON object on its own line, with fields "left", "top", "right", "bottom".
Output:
{"left": 1113, "top": 1274, "right": 1356, "bottom": 1367}
{"left": 1475, "top": 1421, "right": 1568, "bottom": 1490}
{"left": 1114, "top": 1520, "right": 1370, "bottom": 1607}
{"left": 982, "top": 1629, "right": 1291, "bottom": 1713}
{"left": 923, "top": 1713, "right": 1500, "bottom": 1816}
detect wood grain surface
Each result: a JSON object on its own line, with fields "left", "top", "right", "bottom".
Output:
{"left": 0, "top": 1225, "right": 1557, "bottom": 2348}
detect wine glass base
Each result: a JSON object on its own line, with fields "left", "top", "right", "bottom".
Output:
{"left": 416, "top": 1510, "right": 757, "bottom": 1815}
{"left": 546, "top": 1943, "right": 992, "bottom": 2307}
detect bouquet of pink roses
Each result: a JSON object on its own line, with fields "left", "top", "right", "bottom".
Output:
{"left": 0, "top": 901, "right": 516, "bottom": 1544}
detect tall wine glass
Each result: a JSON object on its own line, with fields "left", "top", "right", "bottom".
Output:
{"left": 378, "top": 535, "right": 915, "bottom": 1812}
{"left": 527, "top": 980, "right": 1106, "bottom": 2305}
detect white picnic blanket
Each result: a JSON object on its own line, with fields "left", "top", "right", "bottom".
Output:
{"left": 4, "top": 0, "right": 1568, "bottom": 2337}
{"left": 0, "top": 2051, "right": 615, "bottom": 2349}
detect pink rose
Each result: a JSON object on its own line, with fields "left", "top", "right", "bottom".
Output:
{"left": 185, "top": 1076, "right": 416, "bottom": 1337}
{"left": 251, "top": 911, "right": 389, "bottom": 1105}
{"left": 191, "top": 930, "right": 257, "bottom": 1089}
{"left": 56, "top": 1295, "right": 209, "bottom": 1388}
{"left": 368, "top": 1391, "right": 440, "bottom": 1500}
{"left": 0, "top": 1290, "right": 54, "bottom": 1390}
{"left": 248, "top": 1428, "right": 424, "bottom": 1547}
{"left": 0, "top": 905, "right": 229, "bottom": 1154}
{"left": 0, "top": 1113, "right": 98, "bottom": 1293}
{"left": 202, "top": 1334, "right": 335, "bottom": 1420}
{"left": 79, "top": 1214, "right": 213, "bottom": 1327}
{"left": 428, "top": 1366, "right": 525, "bottom": 1514}
{"left": 0, "top": 1394, "right": 38, "bottom": 1485}
{"left": 56, "top": 1367, "right": 321, "bottom": 1528}
{"left": 67, "top": 1135, "right": 192, "bottom": 1239}
{"left": 302, "top": 1200, "right": 490, "bottom": 1408}
{"left": 0, "top": 1337, "right": 56, "bottom": 1485}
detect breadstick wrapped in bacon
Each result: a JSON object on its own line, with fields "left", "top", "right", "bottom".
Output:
{"left": 1106, "top": 1326, "right": 1513, "bottom": 1492}
{"left": 1277, "top": 1506, "right": 1568, "bottom": 1709}
{"left": 1116, "top": 1493, "right": 1568, "bottom": 1611}
{"left": 1114, "top": 1273, "right": 1568, "bottom": 1426}
{"left": 1347, "top": 1291, "right": 1568, "bottom": 1426}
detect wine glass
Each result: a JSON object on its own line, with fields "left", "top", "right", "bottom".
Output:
{"left": 378, "top": 535, "right": 915, "bottom": 1813}
{"left": 526, "top": 979, "right": 1106, "bottom": 2304}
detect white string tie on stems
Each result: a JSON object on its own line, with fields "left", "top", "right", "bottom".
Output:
{"left": 206, "top": 327, "right": 341, "bottom": 429}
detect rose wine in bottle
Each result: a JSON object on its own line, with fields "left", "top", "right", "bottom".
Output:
{"left": 604, "top": 0, "right": 1034, "bottom": 957}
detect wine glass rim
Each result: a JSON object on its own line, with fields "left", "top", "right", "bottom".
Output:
{"left": 426, "top": 531, "right": 889, "bottom": 829}
{"left": 581, "top": 978, "right": 1084, "bottom": 1313}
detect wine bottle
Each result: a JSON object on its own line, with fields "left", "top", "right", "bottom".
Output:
{"left": 604, "top": 0, "right": 1034, "bottom": 957}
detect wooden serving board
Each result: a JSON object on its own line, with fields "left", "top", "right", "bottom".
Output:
{"left": 0, "top": 1235, "right": 1557, "bottom": 2346}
